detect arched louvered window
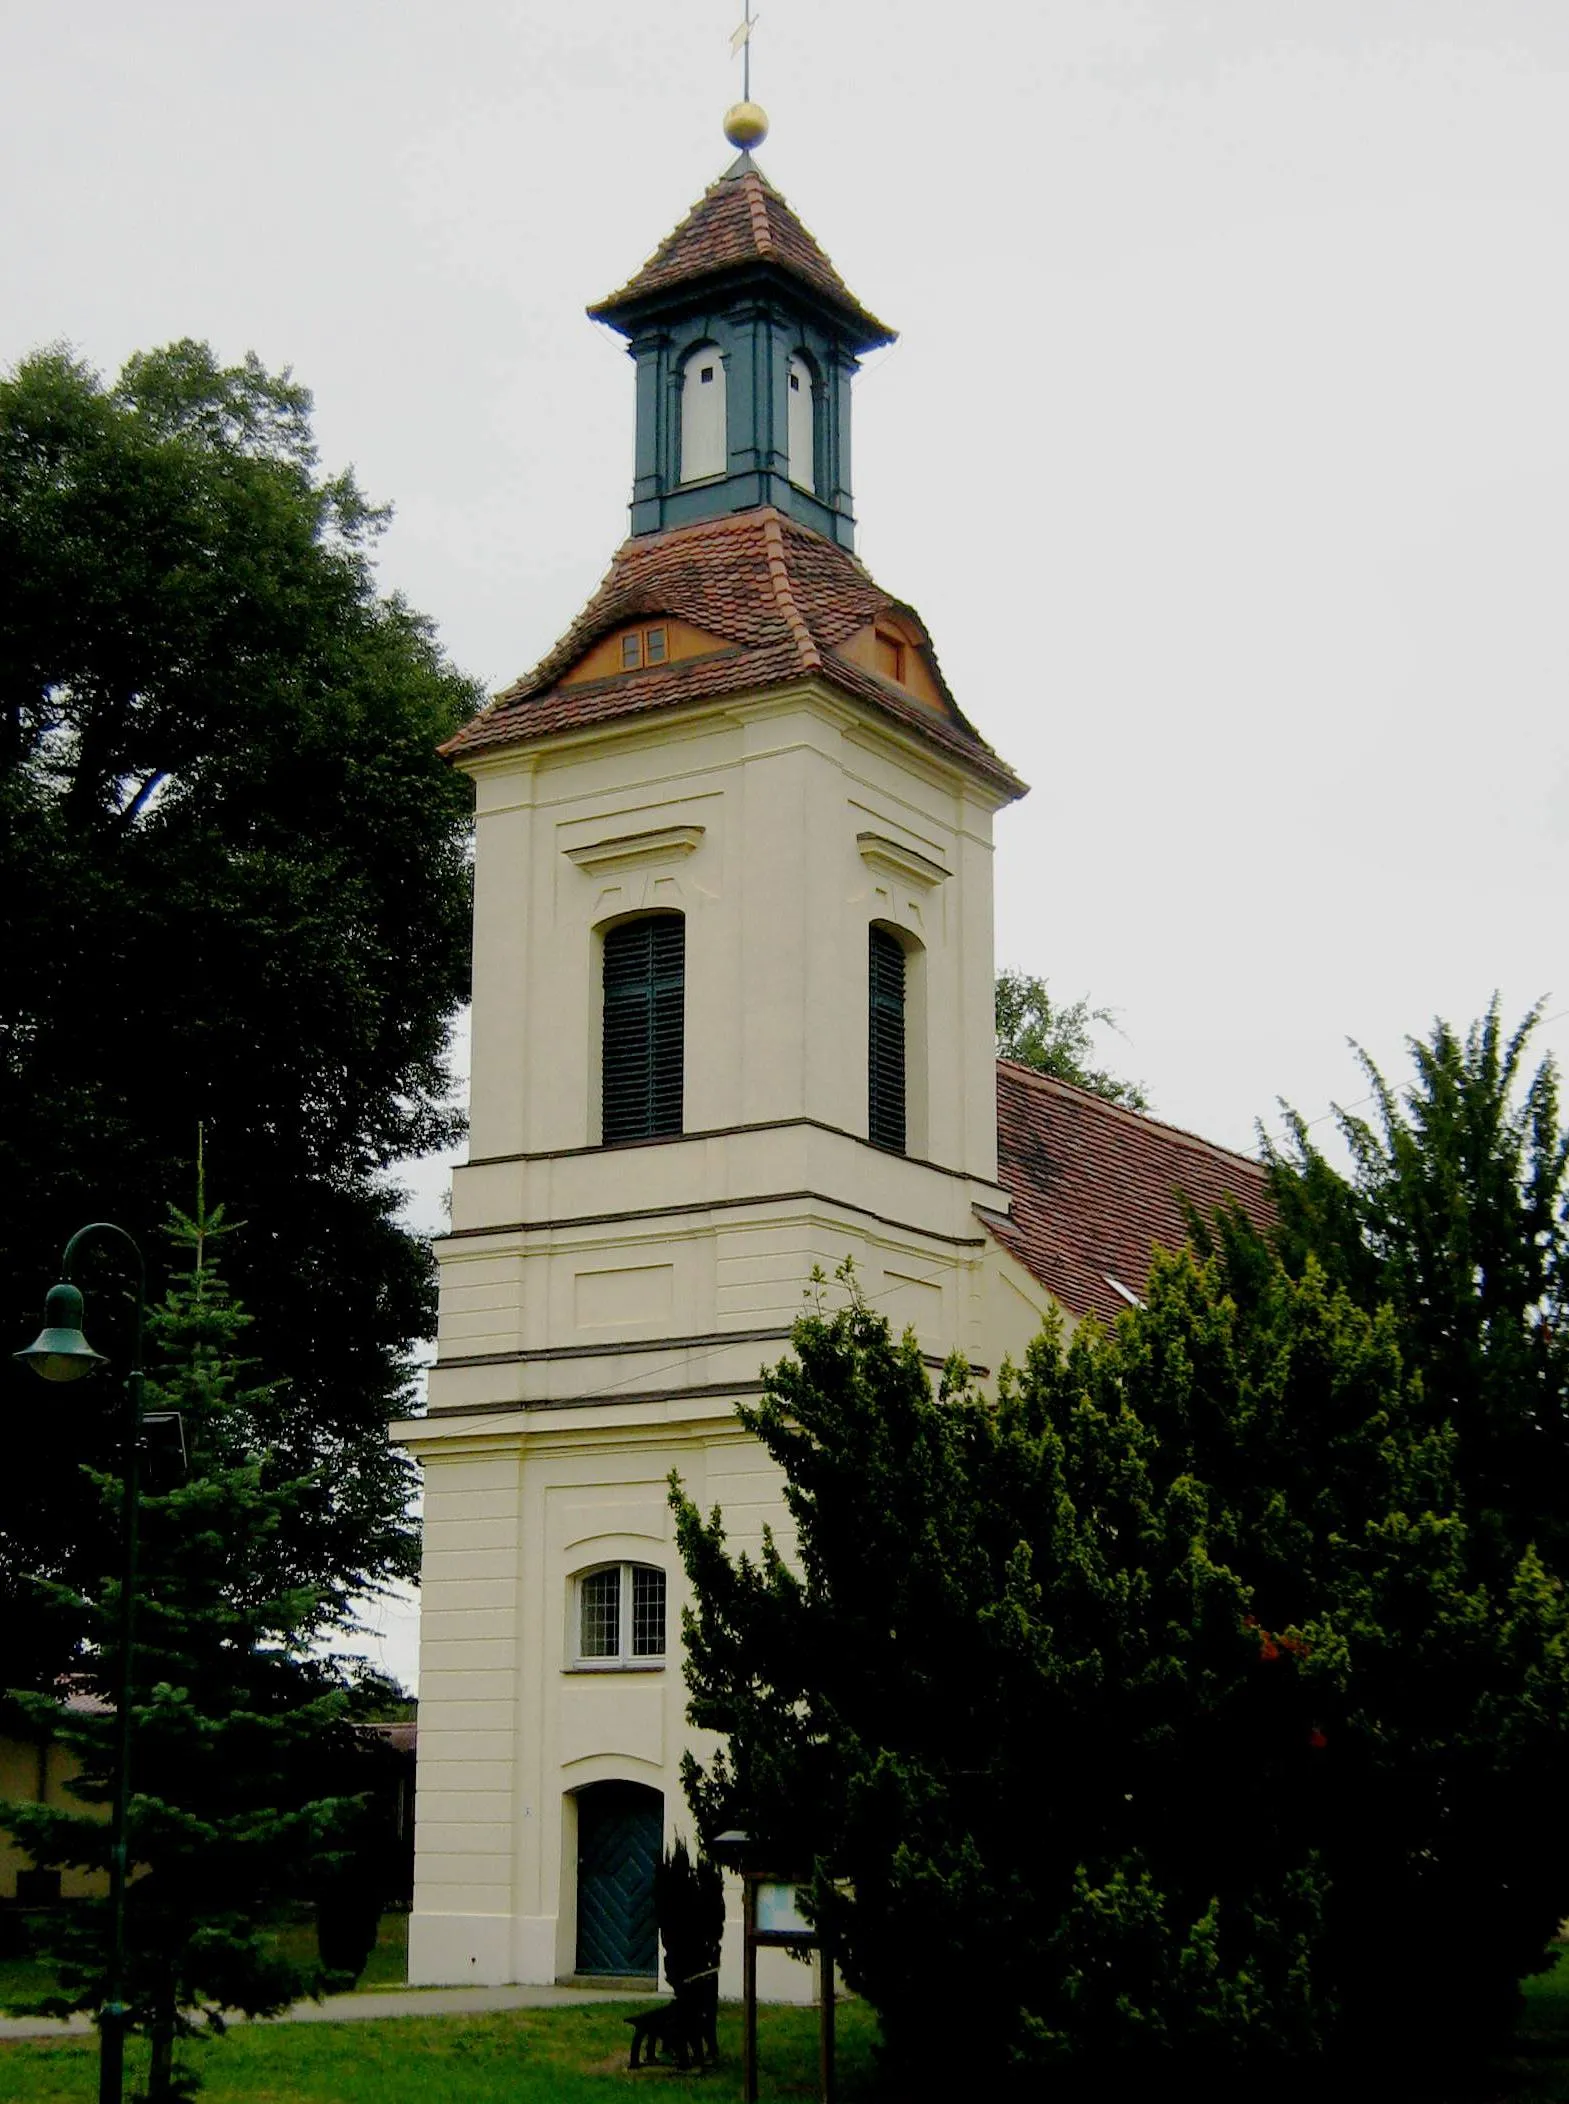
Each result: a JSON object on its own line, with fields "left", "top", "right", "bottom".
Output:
{"left": 679, "top": 345, "right": 726, "bottom": 483}
{"left": 787, "top": 353, "right": 816, "bottom": 492}
{"left": 603, "top": 915, "right": 685, "bottom": 1144}
{"left": 868, "top": 925, "right": 906, "bottom": 1154}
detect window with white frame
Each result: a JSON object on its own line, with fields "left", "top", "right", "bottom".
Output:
{"left": 576, "top": 1563, "right": 667, "bottom": 1665}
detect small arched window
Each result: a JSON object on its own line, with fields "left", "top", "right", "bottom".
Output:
{"left": 787, "top": 354, "right": 816, "bottom": 493}
{"left": 603, "top": 915, "right": 685, "bottom": 1144}
{"left": 679, "top": 346, "right": 726, "bottom": 483}
{"left": 576, "top": 1563, "right": 667, "bottom": 1665}
{"left": 868, "top": 925, "right": 906, "bottom": 1153}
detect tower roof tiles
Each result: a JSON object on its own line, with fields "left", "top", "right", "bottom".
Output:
{"left": 441, "top": 507, "right": 1023, "bottom": 795}
{"left": 588, "top": 156, "right": 895, "bottom": 351}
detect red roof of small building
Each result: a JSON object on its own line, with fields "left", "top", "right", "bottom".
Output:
{"left": 442, "top": 508, "right": 1024, "bottom": 795}
{"left": 588, "top": 157, "right": 895, "bottom": 350}
{"left": 988, "top": 1060, "right": 1273, "bottom": 1326}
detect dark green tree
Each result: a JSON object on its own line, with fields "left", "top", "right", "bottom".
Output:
{"left": 1261, "top": 1001, "right": 1569, "bottom": 1574}
{"left": 672, "top": 1251, "right": 1569, "bottom": 2095}
{"left": 995, "top": 968, "right": 1150, "bottom": 1110}
{"left": 0, "top": 342, "right": 480, "bottom": 1687}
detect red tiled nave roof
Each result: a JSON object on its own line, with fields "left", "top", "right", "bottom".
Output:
{"left": 441, "top": 508, "right": 1023, "bottom": 794}
{"left": 588, "top": 158, "right": 895, "bottom": 350}
{"left": 988, "top": 1061, "right": 1274, "bottom": 1326}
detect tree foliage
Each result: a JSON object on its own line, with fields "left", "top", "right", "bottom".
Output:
{"left": 1261, "top": 1000, "right": 1569, "bottom": 1575}
{"left": 672, "top": 1251, "right": 1569, "bottom": 2094}
{"left": 995, "top": 968, "right": 1149, "bottom": 1110}
{"left": 0, "top": 342, "right": 480, "bottom": 1684}
{"left": 0, "top": 1202, "right": 393, "bottom": 2096}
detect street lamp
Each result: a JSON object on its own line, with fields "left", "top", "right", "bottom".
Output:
{"left": 15, "top": 1223, "right": 147, "bottom": 2104}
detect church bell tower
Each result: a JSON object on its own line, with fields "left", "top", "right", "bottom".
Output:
{"left": 397, "top": 103, "right": 1032, "bottom": 1996}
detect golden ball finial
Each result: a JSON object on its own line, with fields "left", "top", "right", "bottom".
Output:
{"left": 723, "top": 100, "right": 769, "bottom": 151}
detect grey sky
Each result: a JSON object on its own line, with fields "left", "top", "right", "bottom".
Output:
{"left": 6, "top": 1, "right": 1566, "bottom": 1685}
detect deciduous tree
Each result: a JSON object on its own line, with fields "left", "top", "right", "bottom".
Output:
{"left": 995, "top": 968, "right": 1149, "bottom": 1110}
{"left": 0, "top": 342, "right": 480, "bottom": 1684}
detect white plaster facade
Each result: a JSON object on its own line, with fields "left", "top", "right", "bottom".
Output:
{"left": 395, "top": 671, "right": 1057, "bottom": 1991}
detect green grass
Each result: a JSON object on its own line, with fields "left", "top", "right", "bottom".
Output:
{"left": 268, "top": 1908, "right": 412, "bottom": 1992}
{"left": 0, "top": 1998, "right": 882, "bottom": 2102}
{"left": 7, "top": 1942, "right": 1569, "bottom": 2101}
{"left": 0, "top": 1910, "right": 410, "bottom": 2013}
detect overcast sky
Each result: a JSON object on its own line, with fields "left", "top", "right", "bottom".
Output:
{"left": 7, "top": 0, "right": 1566, "bottom": 1685}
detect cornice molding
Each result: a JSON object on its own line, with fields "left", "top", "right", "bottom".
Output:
{"left": 565, "top": 824, "right": 706, "bottom": 876}
{"left": 856, "top": 830, "right": 950, "bottom": 889}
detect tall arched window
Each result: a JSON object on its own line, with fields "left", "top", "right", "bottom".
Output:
{"left": 603, "top": 915, "right": 685, "bottom": 1144}
{"left": 787, "top": 354, "right": 816, "bottom": 492}
{"left": 679, "top": 346, "right": 726, "bottom": 483}
{"left": 868, "top": 925, "right": 906, "bottom": 1153}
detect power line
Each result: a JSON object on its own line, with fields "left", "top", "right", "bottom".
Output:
{"left": 1261, "top": 1002, "right": 1568, "bottom": 1148}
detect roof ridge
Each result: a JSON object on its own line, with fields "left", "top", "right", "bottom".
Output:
{"left": 762, "top": 513, "right": 822, "bottom": 671}
{"left": 743, "top": 170, "right": 775, "bottom": 256}
{"left": 996, "top": 1059, "right": 1266, "bottom": 1174}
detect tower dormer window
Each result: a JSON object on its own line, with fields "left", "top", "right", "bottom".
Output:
{"left": 874, "top": 628, "right": 906, "bottom": 684}
{"left": 619, "top": 624, "right": 668, "bottom": 672}
{"left": 679, "top": 346, "right": 726, "bottom": 483}
{"left": 787, "top": 354, "right": 816, "bottom": 494}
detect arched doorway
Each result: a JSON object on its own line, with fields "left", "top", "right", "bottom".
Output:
{"left": 575, "top": 1779, "right": 663, "bottom": 1976}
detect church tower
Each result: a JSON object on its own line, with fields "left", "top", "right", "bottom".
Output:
{"left": 397, "top": 112, "right": 1040, "bottom": 1994}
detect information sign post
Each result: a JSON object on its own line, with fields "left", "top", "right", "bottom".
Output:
{"left": 742, "top": 1872, "right": 834, "bottom": 2104}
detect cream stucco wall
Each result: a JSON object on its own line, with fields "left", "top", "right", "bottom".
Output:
{"left": 398, "top": 675, "right": 1057, "bottom": 1992}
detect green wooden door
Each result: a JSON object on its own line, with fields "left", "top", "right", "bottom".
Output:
{"left": 575, "top": 1781, "right": 662, "bottom": 1976}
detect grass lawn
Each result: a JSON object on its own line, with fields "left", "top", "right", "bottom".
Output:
{"left": 0, "top": 1909, "right": 411, "bottom": 2012}
{"left": 7, "top": 1935, "right": 1569, "bottom": 2100}
{"left": 267, "top": 1907, "right": 412, "bottom": 1992}
{"left": 0, "top": 1997, "right": 882, "bottom": 2102}
{"left": 1498, "top": 1949, "right": 1569, "bottom": 2101}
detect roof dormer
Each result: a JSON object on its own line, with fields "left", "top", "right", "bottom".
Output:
{"left": 558, "top": 614, "right": 734, "bottom": 690}
{"left": 833, "top": 614, "right": 950, "bottom": 716}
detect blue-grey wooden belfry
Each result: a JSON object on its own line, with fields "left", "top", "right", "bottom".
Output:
{"left": 588, "top": 153, "right": 895, "bottom": 549}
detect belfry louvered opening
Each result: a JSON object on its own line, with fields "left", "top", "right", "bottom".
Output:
{"left": 868, "top": 924, "right": 907, "bottom": 1154}
{"left": 603, "top": 914, "right": 686, "bottom": 1144}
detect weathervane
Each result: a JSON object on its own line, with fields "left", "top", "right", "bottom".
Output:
{"left": 724, "top": 2, "right": 769, "bottom": 151}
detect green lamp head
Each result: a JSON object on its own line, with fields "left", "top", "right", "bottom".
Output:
{"left": 15, "top": 1282, "right": 108, "bottom": 1383}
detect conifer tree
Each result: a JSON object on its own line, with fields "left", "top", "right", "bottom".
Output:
{"left": 672, "top": 1250, "right": 1569, "bottom": 2095}
{"left": 1, "top": 1194, "right": 376, "bottom": 2097}
{"left": 1261, "top": 999, "right": 1569, "bottom": 1574}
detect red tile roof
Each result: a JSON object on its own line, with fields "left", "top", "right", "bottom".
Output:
{"left": 588, "top": 158, "right": 895, "bottom": 350}
{"left": 988, "top": 1061, "right": 1273, "bottom": 1326}
{"left": 442, "top": 508, "right": 1024, "bottom": 795}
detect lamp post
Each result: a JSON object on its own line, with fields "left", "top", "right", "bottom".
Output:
{"left": 15, "top": 1223, "right": 147, "bottom": 2104}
